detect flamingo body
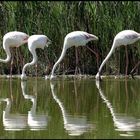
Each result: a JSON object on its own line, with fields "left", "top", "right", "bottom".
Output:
{"left": 48, "top": 31, "right": 98, "bottom": 80}
{"left": 96, "top": 30, "right": 140, "bottom": 80}
{"left": 21, "top": 35, "right": 51, "bottom": 80}
{"left": 28, "top": 35, "right": 50, "bottom": 51}
{"left": 113, "top": 30, "right": 140, "bottom": 47}
{"left": 64, "top": 31, "right": 98, "bottom": 48}
{"left": 3, "top": 31, "right": 29, "bottom": 49}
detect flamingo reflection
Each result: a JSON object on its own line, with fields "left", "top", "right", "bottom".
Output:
{"left": 95, "top": 80, "right": 140, "bottom": 137}
{"left": 21, "top": 81, "right": 48, "bottom": 131}
{"left": 0, "top": 98, "right": 27, "bottom": 131}
{"left": 50, "top": 81, "right": 94, "bottom": 136}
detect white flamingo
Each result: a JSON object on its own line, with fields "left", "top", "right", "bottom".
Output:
{"left": 96, "top": 30, "right": 140, "bottom": 81}
{"left": 0, "top": 31, "right": 29, "bottom": 76}
{"left": 21, "top": 35, "right": 51, "bottom": 80}
{"left": 47, "top": 31, "right": 98, "bottom": 80}
{"left": 1, "top": 31, "right": 29, "bottom": 63}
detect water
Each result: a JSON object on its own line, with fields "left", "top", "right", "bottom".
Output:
{"left": 0, "top": 77, "right": 140, "bottom": 139}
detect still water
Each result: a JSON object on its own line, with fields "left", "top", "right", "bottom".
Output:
{"left": 0, "top": 77, "right": 140, "bottom": 139}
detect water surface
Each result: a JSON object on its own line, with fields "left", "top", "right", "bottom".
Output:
{"left": 0, "top": 77, "right": 140, "bottom": 139}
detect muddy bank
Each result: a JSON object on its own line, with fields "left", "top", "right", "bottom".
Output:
{"left": 0, "top": 74, "right": 140, "bottom": 80}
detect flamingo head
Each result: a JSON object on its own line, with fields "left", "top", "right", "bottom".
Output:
{"left": 85, "top": 34, "right": 99, "bottom": 42}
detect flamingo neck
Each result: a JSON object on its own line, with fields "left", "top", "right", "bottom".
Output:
{"left": 96, "top": 81, "right": 116, "bottom": 126}
{"left": 21, "top": 81, "right": 27, "bottom": 96}
{"left": 51, "top": 44, "right": 68, "bottom": 77}
{"left": 3, "top": 99, "right": 11, "bottom": 117}
{"left": 50, "top": 83, "right": 67, "bottom": 124}
{"left": 98, "top": 43, "right": 116, "bottom": 74}
{"left": 29, "top": 97, "right": 37, "bottom": 115}
{"left": 22, "top": 49, "right": 37, "bottom": 75}
{"left": 0, "top": 44, "right": 11, "bottom": 63}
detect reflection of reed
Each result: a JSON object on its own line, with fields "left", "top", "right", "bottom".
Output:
{"left": 0, "top": 98, "right": 27, "bottom": 131}
{"left": 95, "top": 80, "right": 140, "bottom": 137}
{"left": 50, "top": 81, "right": 95, "bottom": 136}
{"left": 21, "top": 81, "right": 48, "bottom": 131}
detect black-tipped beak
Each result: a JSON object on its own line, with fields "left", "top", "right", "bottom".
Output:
{"left": 94, "top": 35, "right": 99, "bottom": 41}
{"left": 48, "top": 39, "right": 52, "bottom": 45}
{"left": 46, "top": 38, "right": 52, "bottom": 47}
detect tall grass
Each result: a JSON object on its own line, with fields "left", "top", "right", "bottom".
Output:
{"left": 0, "top": 1, "right": 139, "bottom": 76}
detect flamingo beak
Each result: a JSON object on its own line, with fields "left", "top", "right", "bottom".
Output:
{"left": 48, "top": 39, "right": 52, "bottom": 44}
{"left": 46, "top": 38, "right": 52, "bottom": 47}
{"left": 93, "top": 35, "right": 99, "bottom": 41}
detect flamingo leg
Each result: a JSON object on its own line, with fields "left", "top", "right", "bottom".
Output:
{"left": 35, "top": 63, "right": 38, "bottom": 78}
{"left": 86, "top": 45, "right": 99, "bottom": 68}
{"left": 75, "top": 47, "right": 81, "bottom": 75}
{"left": 10, "top": 55, "right": 14, "bottom": 77}
{"left": 125, "top": 46, "right": 129, "bottom": 79}
{"left": 130, "top": 61, "right": 140, "bottom": 79}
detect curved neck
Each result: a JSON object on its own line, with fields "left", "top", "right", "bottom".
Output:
{"left": 0, "top": 44, "right": 11, "bottom": 63}
{"left": 21, "top": 81, "right": 27, "bottom": 97}
{"left": 3, "top": 99, "right": 11, "bottom": 117}
{"left": 22, "top": 49, "right": 37, "bottom": 75}
{"left": 96, "top": 81, "right": 116, "bottom": 126}
{"left": 51, "top": 45, "right": 68, "bottom": 76}
{"left": 98, "top": 43, "right": 116, "bottom": 74}
{"left": 50, "top": 83, "right": 67, "bottom": 124}
{"left": 30, "top": 97, "right": 37, "bottom": 115}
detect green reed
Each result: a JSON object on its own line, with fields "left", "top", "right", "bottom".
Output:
{"left": 0, "top": 1, "right": 139, "bottom": 76}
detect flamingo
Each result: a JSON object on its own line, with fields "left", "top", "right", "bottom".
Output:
{"left": 96, "top": 30, "right": 140, "bottom": 81}
{"left": 21, "top": 35, "right": 51, "bottom": 80}
{"left": 47, "top": 31, "right": 98, "bottom": 80}
{"left": 0, "top": 31, "right": 29, "bottom": 73}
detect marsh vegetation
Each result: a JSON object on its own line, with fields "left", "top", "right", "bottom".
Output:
{"left": 0, "top": 1, "right": 139, "bottom": 77}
